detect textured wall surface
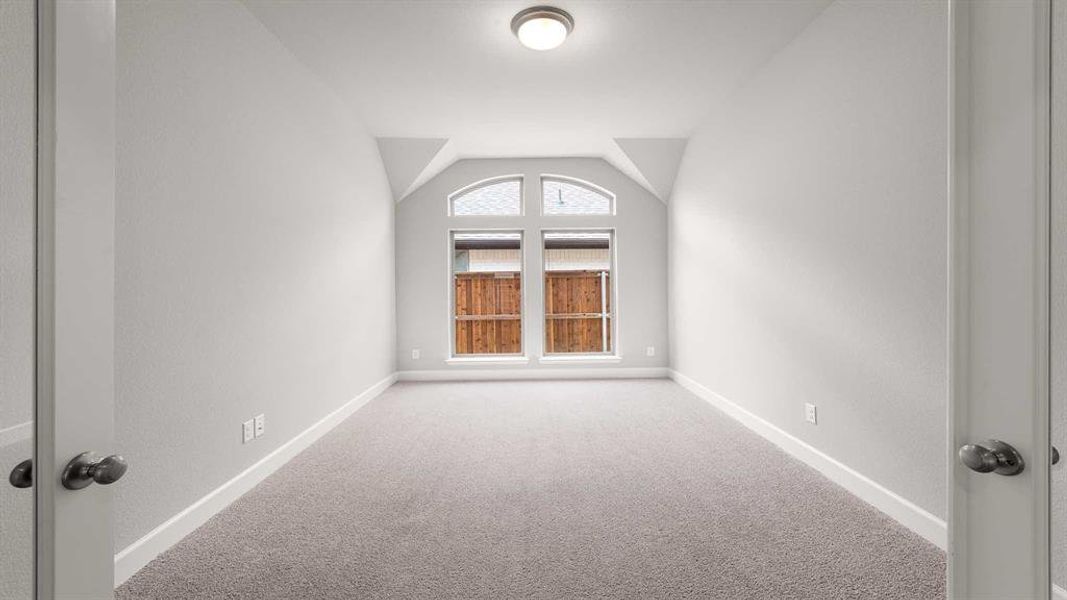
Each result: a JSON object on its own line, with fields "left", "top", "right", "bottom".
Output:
{"left": 669, "top": 0, "right": 948, "bottom": 519}
{"left": 0, "top": 1, "right": 36, "bottom": 596}
{"left": 115, "top": 0, "right": 395, "bottom": 550}
{"left": 395, "top": 158, "right": 668, "bottom": 373}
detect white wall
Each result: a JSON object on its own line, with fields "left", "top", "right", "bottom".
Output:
{"left": 396, "top": 158, "right": 668, "bottom": 374}
{"left": 669, "top": 0, "right": 947, "bottom": 520}
{"left": 115, "top": 0, "right": 395, "bottom": 552}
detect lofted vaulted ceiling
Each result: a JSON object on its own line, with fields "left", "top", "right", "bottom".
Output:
{"left": 243, "top": 0, "right": 831, "bottom": 200}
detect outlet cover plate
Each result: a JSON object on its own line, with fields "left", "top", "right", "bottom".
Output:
{"left": 254, "top": 414, "right": 265, "bottom": 438}
{"left": 804, "top": 403, "right": 818, "bottom": 425}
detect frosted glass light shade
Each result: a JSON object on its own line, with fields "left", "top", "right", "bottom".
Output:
{"left": 511, "top": 7, "right": 573, "bottom": 51}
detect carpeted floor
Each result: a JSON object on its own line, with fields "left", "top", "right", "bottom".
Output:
{"left": 116, "top": 380, "right": 945, "bottom": 599}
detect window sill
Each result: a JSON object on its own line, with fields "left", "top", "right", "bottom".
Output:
{"left": 446, "top": 356, "right": 530, "bottom": 366}
{"left": 538, "top": 355, "right": 622, "bottom": 365}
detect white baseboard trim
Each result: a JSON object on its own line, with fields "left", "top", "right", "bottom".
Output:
{"left": 397, "top": 367, "right": 669, "bottom": 382}
{"left": 1055, "top": 583, "right": 1067, "bottom": 600}
{"left": 669, "top": 369, "right": 948, "bottom": 550}
{"left": 113, "top": 372, "right": 398, "bottom": 587}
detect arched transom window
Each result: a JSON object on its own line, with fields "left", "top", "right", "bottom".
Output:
{"left": 449, "top": 176, "right": 523, "bottom": 216}
{"left": 541, "top": 176, "right": 614, "bottom": 216}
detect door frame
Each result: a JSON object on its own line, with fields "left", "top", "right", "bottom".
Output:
{"left": 948, "top": 0, "right": 1052, "bottom": 597}
{"left": 35, "top": 0, "right": 56, "bottom": 595}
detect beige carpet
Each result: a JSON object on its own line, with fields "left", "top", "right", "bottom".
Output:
{"left": 116, "top": 380, "right": 945, "bottom": 599}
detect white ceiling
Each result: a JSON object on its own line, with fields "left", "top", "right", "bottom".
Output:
{"left": 243, "top": 0, "right": 831, "bottom": 199}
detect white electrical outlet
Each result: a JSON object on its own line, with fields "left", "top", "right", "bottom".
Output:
{"left": 646, "top": 346, "right": 655, "bottom": 357}
{"left": 805, "top": 403, "right": 818, "bottom": 425}
{"left": 411, "top": 349, "right": 420, "bottom": 360}
{"left": 242, "top": 419, "right": 255, "bottom": 443}
{"left": 254, "top": 414, "right": 265, "bottom": 438}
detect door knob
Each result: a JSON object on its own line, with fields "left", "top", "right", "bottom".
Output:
{"left": 61, "top": 452, "right": 127, "bottom": 490}
{"left": 8, "top": 459, "right": 32, "bottom": 489}
{"left": 1054, "top": 446, "right": 1060, "bottom": 467}
{"left": 958, "top": 439, "right": 1025, "bottom": 476}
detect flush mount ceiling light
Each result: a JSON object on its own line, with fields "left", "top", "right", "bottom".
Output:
{"left": 511, "top": 6, "right": 574, "bottom": 51}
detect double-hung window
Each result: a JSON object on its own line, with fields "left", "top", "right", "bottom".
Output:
{"left": 542, "top": 231, "right": 615, "bottom": 355}
{"left": 450, "top": 232, "right": 523, "bottom": 356}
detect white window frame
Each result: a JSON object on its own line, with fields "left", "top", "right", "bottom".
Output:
{"left": 447, "top": 174, "right": 525, "bottom": 217}
{"left": 446, "top": 229, "right": 528, "bottom": 363}
{"left": 539, "top": 228, "right": 619, "bottom": 361}
{"left": 539, "top": 174, "right": 616, "bottom": 217}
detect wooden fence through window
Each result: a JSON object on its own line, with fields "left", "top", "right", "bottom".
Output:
{"left": 544, "top": 271, "right": 611, "bottom": 354}
{"left": 452, "top": 270, "right": 611, "bottom": 355}
{"left": 454, "top": 272, "right": 522, "bottom": 354}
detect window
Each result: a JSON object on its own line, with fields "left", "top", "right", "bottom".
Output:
{"left": 543, "top": 231, "right": 614, "bottom": 354}
{"left": 449, "top": 177, "right": 523, "bottom": 216}
{"left": 451, "top": 232, "right": 523, "bottom": 356}
{"left": 541, "top": 177, "right": 614, "bottom": 216}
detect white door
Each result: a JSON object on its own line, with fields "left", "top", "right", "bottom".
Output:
{"left": 1052, "top": 2, "right": 1067, "bottom": 597}
{"left": 1, "top": 1, "right": 39, "bottom": 599}
{"left": 32, "top": 0, "right": 118, "bottom": 598}
{"left": 949, "top": 0, "right": 1055, "bottom": 598}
